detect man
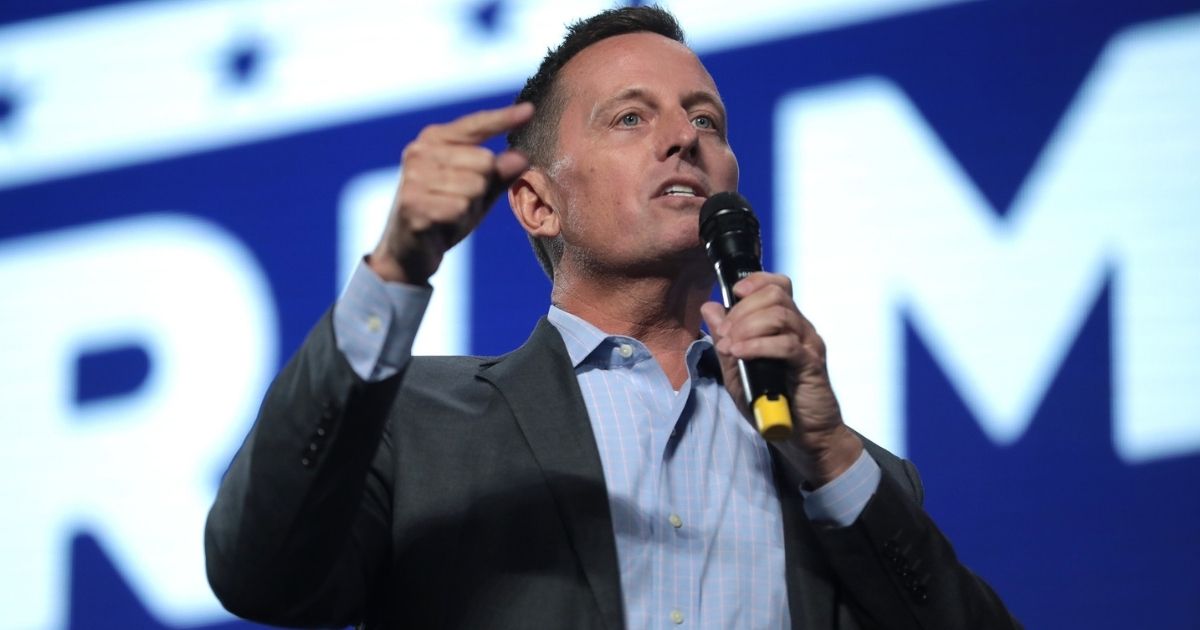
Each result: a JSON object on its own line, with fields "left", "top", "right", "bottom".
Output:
{"left": 206, "top": 6, "right": 1020, "bottom": 629}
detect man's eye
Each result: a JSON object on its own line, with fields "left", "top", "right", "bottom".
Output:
{"left": 620, "top": 113, "right": 641, "bottom": 126}
{"left": 693, "top": 115, "right": 714, "bottom": 129}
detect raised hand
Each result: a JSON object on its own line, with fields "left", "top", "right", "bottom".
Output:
{"left": 370, "top": 102, "right": 534, "bottom": 285}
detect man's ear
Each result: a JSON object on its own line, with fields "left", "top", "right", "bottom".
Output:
{"left": 509, "top": 168, "right": 561, "bottom": 239}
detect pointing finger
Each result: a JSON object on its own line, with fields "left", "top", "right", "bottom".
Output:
{"left": 428, "top": 102, "right": 535, "bottom": 145}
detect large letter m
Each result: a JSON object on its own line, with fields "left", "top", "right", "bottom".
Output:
{"left": 774, "top": 15, "right": 1200, "bottom": 464}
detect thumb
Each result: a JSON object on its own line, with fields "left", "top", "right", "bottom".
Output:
{"left": 700, "top": 301, "right": 728, "bottom": 343}
{"left": 702, "top": 301, "right": 748, "bottom": 414}
{"left": 481, "top": 150, "right": 531, "bottom": 211}
{"left": 494, "top": 150, "right": 531, "bottom": 185}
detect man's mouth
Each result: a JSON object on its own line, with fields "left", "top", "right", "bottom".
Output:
{"left": 663, "top": 184, "right": 700, "bottom": 197}
{"left": 658, "top": 180, "right": 709, "bottom": 199}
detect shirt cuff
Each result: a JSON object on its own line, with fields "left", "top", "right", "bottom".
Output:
{"left": 332, "top": 258, "right": 432, "bottom": 381}
{"left": 799, "top": 448, "right": 882, "bottom": 527}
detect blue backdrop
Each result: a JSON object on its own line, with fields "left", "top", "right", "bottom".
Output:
{"left": 2, "top": 1, "right": 1198, "bottom": 628}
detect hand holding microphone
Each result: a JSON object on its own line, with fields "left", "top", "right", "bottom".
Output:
{"left": 698, "top": 192, "right": 794, "bottom": 440}
{"left": 699, "top": 192, "right": 862, "bottom": 486}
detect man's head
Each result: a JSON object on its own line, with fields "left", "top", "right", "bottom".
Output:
{"left": 510, "top": 6, "right": 733, "bottom": 280}
{"left": 508, "top": 7, "right": 684, "bottom": 168}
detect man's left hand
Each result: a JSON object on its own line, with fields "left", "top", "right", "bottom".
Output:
{"left": 700, "top": 272, "right": 863, "bottom": 488}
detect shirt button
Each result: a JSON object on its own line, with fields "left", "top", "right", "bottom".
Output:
{"left": 366, "top": 314, "right": 383, "bottom": 332}
{"left": 618, "top": 343, "right": 634, "bottom": 358}
{"left": 669, "top": 513, "right": 683, "bottom": 529}
{"left": 670, "top": 609, "right": 684, "bottom": 624}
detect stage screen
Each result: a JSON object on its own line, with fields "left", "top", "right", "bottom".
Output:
{"left": 1, "top": 1, "right": 1198, "bottom": 628}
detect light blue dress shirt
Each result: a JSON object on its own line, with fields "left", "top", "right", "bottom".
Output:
{"left": 332, "top": 259, "right": 882, "bottom": 628}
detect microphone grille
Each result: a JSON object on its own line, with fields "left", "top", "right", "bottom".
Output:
{"left": 700, "top": 191, "right": 751, "bottom": 226}
{"left": 699, "top": 191, "right": 757, "bottom": 243}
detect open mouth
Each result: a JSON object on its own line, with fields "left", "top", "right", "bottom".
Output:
{"left": 658, "top": 181, "right": 708, "bottom": 199}
{"left": 663, "top": 185, "right": 700, "bottom": 197}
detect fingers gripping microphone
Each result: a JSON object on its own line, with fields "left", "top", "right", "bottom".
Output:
{"left": 700, "top": 192, "right": 794, "bottom": 441}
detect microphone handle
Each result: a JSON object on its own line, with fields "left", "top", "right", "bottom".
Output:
{"left": 714, "top": 258, "right": 794, "bottom": 441}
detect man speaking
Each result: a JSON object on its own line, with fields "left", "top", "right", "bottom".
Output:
{"left": 205, "top": 6, "right": 1020, "bottom": 629}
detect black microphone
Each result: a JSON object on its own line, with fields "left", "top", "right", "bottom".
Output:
{"left": 699, "top": 191, "right": 793, "bottom": 441}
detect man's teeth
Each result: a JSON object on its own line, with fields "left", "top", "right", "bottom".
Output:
{"left": 664, "top": 185, "right": 697, "bottom": 197}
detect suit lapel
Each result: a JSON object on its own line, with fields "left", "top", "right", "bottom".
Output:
{"left": 477, "top": 317, "right": 625, "bottom": 630}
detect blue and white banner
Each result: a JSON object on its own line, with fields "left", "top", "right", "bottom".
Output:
{"left": 1, "top": 1, "right": 1198, "bottom": 628}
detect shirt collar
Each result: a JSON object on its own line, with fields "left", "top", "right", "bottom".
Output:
{"left": 547, "top": 305, "right": 619, "bottom": 368}
{"left": 547, "top": 305, "right": 720, "bottom": 376}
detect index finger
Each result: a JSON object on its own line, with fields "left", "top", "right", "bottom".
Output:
{"left": 733, "top": 272, "right": 793, "bottom": 299}
{"left": 429, "top": 102, "right": 535, "bottom": 144}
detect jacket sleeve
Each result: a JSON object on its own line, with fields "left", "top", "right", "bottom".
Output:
{"left": 813, "top": 440, "right": 1023, "bottom": 630}
{"left": 204, "top": 309, "right": 400, "bottom": 627}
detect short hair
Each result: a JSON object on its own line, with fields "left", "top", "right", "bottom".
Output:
{"left": 508, "top": 5, "right": 686, "bottom": 279}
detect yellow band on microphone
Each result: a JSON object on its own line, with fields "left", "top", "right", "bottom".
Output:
{"left": 753, "top": 395, "right": 793, "bottom": 441}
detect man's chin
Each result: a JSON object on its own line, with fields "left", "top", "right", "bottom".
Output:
{"left": 643, "top": 246, "right": 714, "bottom": 280}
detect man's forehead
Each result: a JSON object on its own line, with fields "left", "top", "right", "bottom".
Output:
{"left": 558, "top": 31, "right": 718, "bottom": 100}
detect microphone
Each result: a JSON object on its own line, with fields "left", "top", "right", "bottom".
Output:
{"left": 699, "top": 192, "right": 794, "bottom": 441}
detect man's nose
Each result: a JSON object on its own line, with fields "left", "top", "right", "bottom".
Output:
{"left": 662, "top": 111, "right": 700, "bottom": 162}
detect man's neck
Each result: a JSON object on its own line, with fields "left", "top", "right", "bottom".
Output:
{"left": 551, "top": 263, "right": 713, "bottom": 389}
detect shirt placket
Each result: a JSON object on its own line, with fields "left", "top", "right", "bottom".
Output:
{"left": 658, "top": 351, "right": 706, "bottom": 627}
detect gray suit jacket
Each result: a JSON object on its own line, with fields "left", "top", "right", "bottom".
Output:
{"left": 205, "top": 312, "right": 1020, "bottom": 629}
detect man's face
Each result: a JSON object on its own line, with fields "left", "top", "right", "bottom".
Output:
{"left": 545, "top": 31, "right": 740, "bottom": 276}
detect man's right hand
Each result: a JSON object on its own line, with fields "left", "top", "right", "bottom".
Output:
{"left": 369, "top": 102, "right": 535, "bottom": 286}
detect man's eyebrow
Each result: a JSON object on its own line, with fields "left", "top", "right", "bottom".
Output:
{"left": 681, "top": 89, "right": 727, "bottom": 120}
{"left": 591, "top": 87, "right": 727, "bottom": 121}
{"left": 591, "top": 87, "right": 654, "bottom": 120}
